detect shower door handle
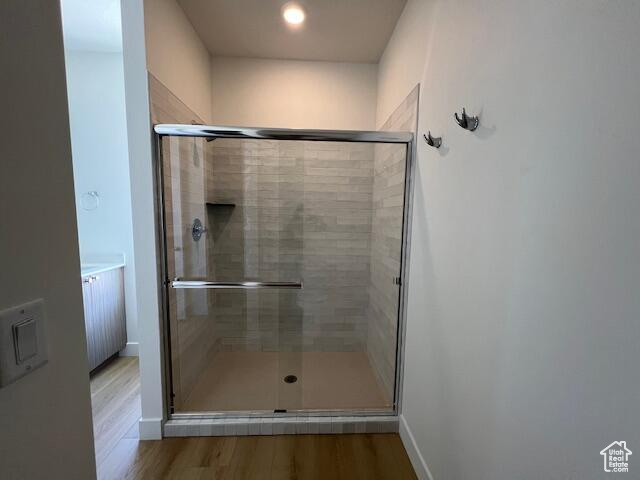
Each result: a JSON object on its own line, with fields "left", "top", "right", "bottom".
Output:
{"left": 171, "top": 279, "right": 303, "bottom": 289}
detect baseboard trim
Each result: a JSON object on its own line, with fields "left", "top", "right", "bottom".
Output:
{"left": 399, "top": 414, "right": 434, "bottom": 480}
{"left": 120, "top": 342, "right": 139, "bottom": 356}
{"left": 139, "top": 417, "right": 163, "bottom": 440}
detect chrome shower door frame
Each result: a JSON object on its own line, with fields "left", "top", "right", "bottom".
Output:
{"left": 153, "top": 124, "right": 415, "bottom": 422}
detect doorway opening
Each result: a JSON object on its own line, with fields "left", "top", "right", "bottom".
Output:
{"left": 60, "top": 0, "right": 142, "bottom": 470}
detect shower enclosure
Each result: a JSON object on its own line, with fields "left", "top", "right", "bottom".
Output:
{"left": 154, "top": 124, "right": 413, "bottom": 420}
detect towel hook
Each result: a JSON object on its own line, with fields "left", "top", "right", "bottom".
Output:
{"left": 454, "top": 108, "right": 479, "bottom": 131}
{"left": 423, "top": 131, "right": 442, "bottom": 149}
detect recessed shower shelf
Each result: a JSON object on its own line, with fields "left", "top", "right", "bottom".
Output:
{"left": 206, "top": 202, "right": 236, "bottom": 208}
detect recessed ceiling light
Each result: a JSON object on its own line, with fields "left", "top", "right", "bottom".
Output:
{"left": 282, "top": 2, "right": 305, "bottom": 26}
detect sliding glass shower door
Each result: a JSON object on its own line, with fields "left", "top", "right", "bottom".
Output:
{"left": 156, "top": 126, "right": 412, "bottom": 417}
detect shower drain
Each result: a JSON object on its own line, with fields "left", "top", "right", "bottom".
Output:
{"left": 284, "top": 375, "right": 298, "bottom": 384}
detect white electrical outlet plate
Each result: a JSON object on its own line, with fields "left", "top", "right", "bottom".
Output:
{"left": 0, "top": 299, "right": 48, "bottom": 387}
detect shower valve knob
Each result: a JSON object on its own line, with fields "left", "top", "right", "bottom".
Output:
{"left": 192, "top": 218, "right": 207, "bottom": 241}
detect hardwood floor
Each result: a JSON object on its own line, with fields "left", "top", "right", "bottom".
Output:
{"left": 91, "top": 356, "right": 142, "bottom": 468}
{"left": 92, "top": 356, "right": 417, "bottom": 480}
{"left": 98, "top": 434, "right": 417, "bottom": 480}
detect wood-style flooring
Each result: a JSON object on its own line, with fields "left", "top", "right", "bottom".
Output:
{"left": 91, "top": 356, "right": 142, "bottom": 468}
{"left": 92, "top": 356, "right": 417, "bottom": 480}
{"left": 98, "top": 433, "right": 417, "bottom": 480}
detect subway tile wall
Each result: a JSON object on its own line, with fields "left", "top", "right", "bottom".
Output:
{"left": 205, "top": 139, "right": 375, "bottom": 353}
{"left": 150, "top": 75, "right": 215, "bottom": 409}
{"left": 366, "top": 86, "right": 419, "bottom": 401}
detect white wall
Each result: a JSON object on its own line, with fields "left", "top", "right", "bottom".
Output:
{"left": 144, "top": 0, "right": 212, "bottom": 122}
{"left": 211, "top": 57, "right": 377, "bottom": 130}
{"left": 65, "top": 50, "right": 139, "bottom": 347}
{"left": 121, "top": 0, "right": 165, "bottom": 440}
{"left": 0, "top": 1, "right": 96, "bottom": 478}
{"left": 121, "top": 0, "right": 215, "bottom": 440}
{"left": 379, "top": 1, "right": 640, "bottom": 479}
{"left": 375, "top": 0, "right": 436, "bottom": 128}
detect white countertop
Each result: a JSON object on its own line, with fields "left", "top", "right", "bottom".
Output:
{"left": 81, "top": 262, "right": 125, "bottom": 277}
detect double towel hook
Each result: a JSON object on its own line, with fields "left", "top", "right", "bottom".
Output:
{"left": 423, "top": 107, "right": 479, "bottom": 152}
{"left": 454, "top": 108, "right": 479, "bottom": 131}
{"left": 423, "top": 131, "right": 442, "bottom": 149}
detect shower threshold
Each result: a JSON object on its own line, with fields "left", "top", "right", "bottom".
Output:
{"left": 164, "top": 415, "right": 399, "bottom": 437}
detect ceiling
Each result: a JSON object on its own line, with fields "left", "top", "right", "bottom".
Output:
{"left": 60, "top": 0, "right": 122, "bottom": 52}
{"left": 177, "top": 0, "right": 407, "bottom": 63}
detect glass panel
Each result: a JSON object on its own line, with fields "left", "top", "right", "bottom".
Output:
{"left": 162, "top": 134, "right": 408, "bottom": 414}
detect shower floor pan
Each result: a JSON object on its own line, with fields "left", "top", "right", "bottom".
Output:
{"left": 178, "top": 351, "right": 392, "bottom": 413}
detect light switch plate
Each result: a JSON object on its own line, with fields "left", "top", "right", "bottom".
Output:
{"left": 0, "top": 299, "right": 48, "bottom": 387}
